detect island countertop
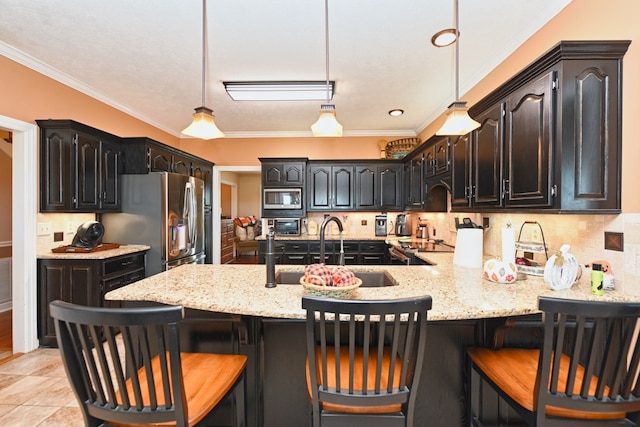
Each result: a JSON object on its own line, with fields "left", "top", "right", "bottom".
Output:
{"left": 105, "top": 253, "right": 639, "bottom": 321}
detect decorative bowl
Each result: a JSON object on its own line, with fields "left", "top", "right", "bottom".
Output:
{"left": 300, "top": 276, "right": 362, "bottom": 299}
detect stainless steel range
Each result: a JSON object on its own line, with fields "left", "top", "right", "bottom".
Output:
{"left": 388, "top": 239, "right": 454, "bottom": 265}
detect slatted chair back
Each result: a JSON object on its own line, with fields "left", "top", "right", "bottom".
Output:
{"left": 303, "top": 295, "right": 432, "bottom": 427}
{"left": 50, "top": 300, "right": 190, "bottom": 427}
{"left": 534, "top": 296, "right": 640, "bottom": 425}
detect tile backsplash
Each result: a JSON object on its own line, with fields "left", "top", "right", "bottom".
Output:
{"left": 300, "top": 211, "right": 640, "bottom": 295}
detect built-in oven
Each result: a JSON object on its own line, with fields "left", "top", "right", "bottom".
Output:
{"left": 263, "top": 188, "right": 302, "bottom": 210}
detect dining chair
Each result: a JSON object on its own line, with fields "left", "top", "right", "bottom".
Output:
{"left": 49, "top": 300, "right": 247, "bottom": 427}
{"left": 467, "top": 296, "right": 640, "bottom": 426}
{"left": 302, "top": 295, "right": 432, "bottom": 427}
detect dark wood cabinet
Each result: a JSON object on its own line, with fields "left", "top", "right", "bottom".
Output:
{"left": 355, "top": 162, "right": 403, "bottom": 211}
{"left": 38, "top": 120, "right": 122, "bottom": 213}
{"left": 260, "top": 158, "right": 306, "bottom": 187}
{"left": 503, "top": 71, "right": 554, "bottom": 208}
{"left": 457, "top": 40, "right": 630, "bottom": 213}
{"left": 258, "top": 239, "right": 388, "bottom": 266}
{"left": 451, "top": 103, "right": 503, "bottom": 209}
{"left": 307, "top": 163, "right": 354, "bottom": 211}
{"left": 38, "top": 251, "right": 146, "bottom": 347}
{"left": 424, "top": 136, "right": 450, "bottom": 178}
{"left": 404, "top": 152, "right": 424, "bottom": 210}
{"left": 221, "top": 219, "right": 235, "bottom": 264}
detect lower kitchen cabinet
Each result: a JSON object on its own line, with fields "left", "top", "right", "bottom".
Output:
{"left": 37, "top": 251, "right": 146, "bottom": 347}
{"left": 221, "top": 219, "right": 235, "bottom": 264}
{"left": 258, "top": 239, "right": 389, "bottom": 265}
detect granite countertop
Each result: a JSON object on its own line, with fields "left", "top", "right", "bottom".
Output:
{"left": 105, "top": 253, "right": 640, "bottom": 322}
{"left": 38, "top": 244, "right": 150, "bottom": 260}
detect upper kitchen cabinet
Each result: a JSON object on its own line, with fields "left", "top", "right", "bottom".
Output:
{"left": 403, "top": 151, "right": 424, "bottom": 210}
{"left": 354, "top": 161, "right": 403, "bottom": 211}
{"left": 457, "top": 40, "right": 630, "bottom": 213}
{"left": 307, "top": 162, "right": 354, "bottom": 211}
{"left": 38, "top": 119, "right": 122, "bottom": 213}
{"left": 260, "top": 158, "right": 307, "bottom": 187}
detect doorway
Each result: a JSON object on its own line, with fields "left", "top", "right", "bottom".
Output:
{"left": 0, "top": 115, "right": 38, "bottom": 354}
{"left": 212, "top": 166, "right": 261, "bottom": 264}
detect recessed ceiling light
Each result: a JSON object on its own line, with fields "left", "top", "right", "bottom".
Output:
{"left": 223, "top": 81, "right": 335, "bottom": 101}
{"left": 388, "top": 109, "right": 404, "bottom": 117}
{"left": 431, "top": 28, "right": 458, "bottom": 47}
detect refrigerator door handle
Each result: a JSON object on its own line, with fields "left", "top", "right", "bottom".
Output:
{"left": 183, "top": 181, "right": 197, "bottom": 250}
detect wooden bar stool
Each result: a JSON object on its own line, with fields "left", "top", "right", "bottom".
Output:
{"left": 303, "top": 295, "right": 432, "bottom": 427}
{"left": 50, "top": 300, "right": 247, "bottom": 427}
{"left": 468, "top": 296, "right": 640, "bottom": 426}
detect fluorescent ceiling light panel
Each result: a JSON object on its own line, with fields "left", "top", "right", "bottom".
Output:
{"left": 224, "top": 81, "right": 335, "bottom": 101}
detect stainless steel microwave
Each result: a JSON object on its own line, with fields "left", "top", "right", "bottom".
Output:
{"left": 263, "top": 188, "right": 302, "bottom": 210}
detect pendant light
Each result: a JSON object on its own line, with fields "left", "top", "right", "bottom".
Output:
{"left": 182, "top": 0, "right": 225, "bottom": 139}
{"left": 311, "top": 0, "right": 343, "bottom": 137}
{"left": 435, "top": 0, "right": 480, "bottom": 136}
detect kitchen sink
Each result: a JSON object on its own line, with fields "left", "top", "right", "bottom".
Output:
{"left": 275, "top": 270, "right": 398, "bottom": 287}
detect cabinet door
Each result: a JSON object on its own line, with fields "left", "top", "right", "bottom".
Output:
{"left": 504, "top": 71, "right": 555, "bottom": 207}
{"left": 40, "top": 129, "right": 76, "bottom": 211}
{"left": 423, "top": 146, "right": 435, "bottom": 178}
{"left": 355, "top": 166, "right": 376, "bottom": 210}
{"left": 379, "top": 165, "right": 403, "bottom": 211}
{"left": 332, "top": 166, "right": 354, "bottom": 209}
{"left": 76, "top": 134, "right": 101, "bottom": 211}
{"left": 433, "top": 136, "right": 450, "bottom": 175}
{"left": 450, "top": 134, "right": 472, "bottom": 208}
{"left": 149, "top": 145, "right": 172, "bottom": 172}
{"left": 308, "top": 166, "right": 331, "bottom": 210}
{"left": 406, "top": 154, "right": 424, "bottom": 210}
{"left": 172, "top": 153, "right": 192, "bottom": 176}
{"left": 100, "top": 140, "right": 121, "bottom": 211}
{"left": 38, "top": 261, "right": 99, "bottom": 347}
{"left": 559, "top": 59, "right": 621, "bottom": 211}
{"left": 473, "top": 103, "right": 503, "bottom": 207}
{"left": 262, "top": 161, "right": 305, "bottom": 186}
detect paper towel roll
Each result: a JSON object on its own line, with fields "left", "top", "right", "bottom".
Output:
{"left": 453, "top": 229, "right": 483, "bottom": 268}
{"left": 501, "top": 227, "right": 516, "bottom": 264}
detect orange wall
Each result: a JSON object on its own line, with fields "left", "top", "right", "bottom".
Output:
{"left": 420, "top": 0, "right": 640, "bottom": 212}
{"left": 1, "top": 0, "right": 639, "bottom": 211}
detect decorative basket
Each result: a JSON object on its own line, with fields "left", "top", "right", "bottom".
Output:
{"left": 300, "top": 276, "right": 362, "bottom": 299}
{"left": 384, "top": 137, "right": 421, "bottom": 159}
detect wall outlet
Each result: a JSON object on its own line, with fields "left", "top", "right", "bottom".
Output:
{"left": 37, "top": 222, "right": 52, "bottom": 236}
{"left": 66, "top": 222, "right": 76, "bottom": 234}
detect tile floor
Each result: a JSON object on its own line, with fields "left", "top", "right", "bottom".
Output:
{"left": 0, "top": 348, "right": 83, "bottom": 426}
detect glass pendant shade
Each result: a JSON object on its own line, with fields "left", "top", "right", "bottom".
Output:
{"left": 436, "top": 101, "right": 480, "bottom": 136}
{"left": 182, "top": 106, "right": 225, "bottom": 140}
{"left": 311, "top": 104, "right": 343, "bottom": 137}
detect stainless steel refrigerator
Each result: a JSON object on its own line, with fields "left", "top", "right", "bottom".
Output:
{"left": 102, "top": 172, "right": 205, "bottom": 275}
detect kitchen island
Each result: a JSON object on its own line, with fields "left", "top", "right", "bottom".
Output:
{"left": 106, "top": 255, "right": 640, "bottom": 427}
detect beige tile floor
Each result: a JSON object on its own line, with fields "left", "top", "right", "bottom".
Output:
{"left": 0, "top": 348, "right": 84, "bottom": 426}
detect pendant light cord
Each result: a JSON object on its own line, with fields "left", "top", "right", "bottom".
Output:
{"left": 454, "top": 0, "right": 459, "bottom": 102}
{"left": 324, "top": 0, "right": 330, "bottom": 104}
{"left": 201, "top": 0, "right": 208, "bottom": 107}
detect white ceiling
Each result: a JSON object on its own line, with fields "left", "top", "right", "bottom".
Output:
{"left": 0, "top": 0, "right": 572, "bottom": 138}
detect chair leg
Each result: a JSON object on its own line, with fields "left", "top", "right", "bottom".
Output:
{"left": 234, "top": 373, "right": 246, "bottom": 427}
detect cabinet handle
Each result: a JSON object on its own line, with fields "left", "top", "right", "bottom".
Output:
{"left": 121, "top": 261, "right": 134, "bottom": 267}
{"left": 501, "top": 179, "right": 509, "bottom": 200}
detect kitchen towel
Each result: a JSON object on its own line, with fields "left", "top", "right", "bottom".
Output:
{"left": 501, "top": 227, "right": 516, "bottom": 264}
{"left": 453, "top": 228, "right": 483, "bottom": 268}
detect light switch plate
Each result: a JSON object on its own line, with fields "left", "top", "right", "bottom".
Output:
{"left": 37, "top": 222, "right": 52, "bottom": 236}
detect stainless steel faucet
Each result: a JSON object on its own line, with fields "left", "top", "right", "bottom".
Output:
{"left": 265, "top": 228, "right": 277, "bottom": 288}
{"left": 319, "top": 216, "right": 344, "bottom": 266}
